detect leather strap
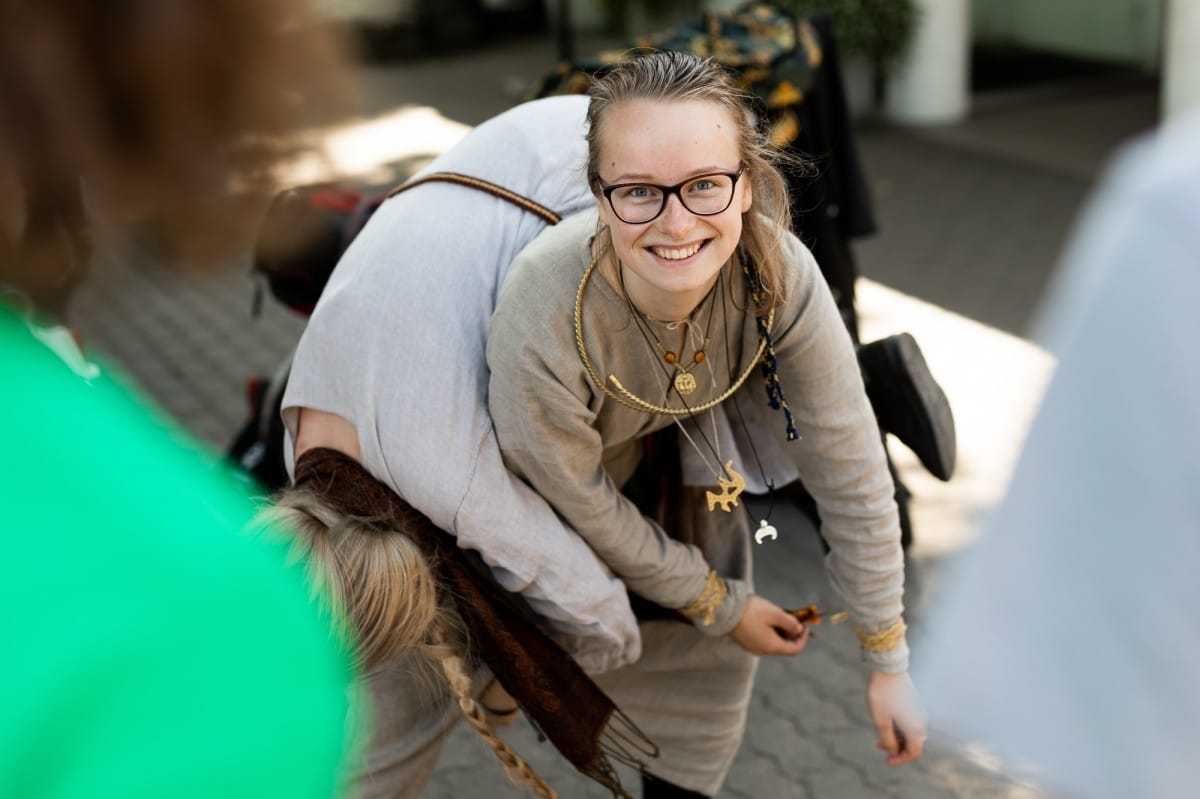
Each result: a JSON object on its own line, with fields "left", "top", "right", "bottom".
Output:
{"left": 387, "top": 171, "right": 562, "bottom": 226}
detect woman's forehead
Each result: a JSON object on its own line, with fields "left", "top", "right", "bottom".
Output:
{"left": 596, "top": 98, "right": 741, "bottom": 181}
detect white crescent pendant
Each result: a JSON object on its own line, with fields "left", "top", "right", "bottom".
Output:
{"left": 754, "top": 520, "right": 779, "bottom": 545}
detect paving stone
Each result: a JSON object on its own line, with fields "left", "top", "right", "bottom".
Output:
{"left": 741, "top": 702, "right": 831, "bottom": 775}
{"left": 805, "top": 763, "right": 878, "bottom": 798}
{"left": 854, "top": 126, "right": 1092, "bottom": 338}
{"left": 724, "top": 762, "right": 813, "bottom": 799}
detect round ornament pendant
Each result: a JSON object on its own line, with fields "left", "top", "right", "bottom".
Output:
{"left": 674, "top": 372, "right": 697, "bottom": 395}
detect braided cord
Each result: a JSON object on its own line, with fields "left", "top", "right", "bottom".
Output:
{"left": 574, "top": 250, "right": 771, "bottom": 416}
{"left": 388, "top": 172, "right": 562, "bottom": 225}
{"left": 740, "top": 256, "right": 799, "bottom": 441}
{"left": 853, "top": 618, "right": 908, "bottom": 654}
{"left": 679, "top": 570, "right": 728, "bottom": 627}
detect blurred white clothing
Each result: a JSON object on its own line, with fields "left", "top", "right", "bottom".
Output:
{"left": 918, "top": 109, "right": 1200, "bottom": 799}
{"left": 282, "top": 96, "right": 641, "bottom": 673}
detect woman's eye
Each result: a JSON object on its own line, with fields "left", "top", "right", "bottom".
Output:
{"left": 691, "top": 179, "right": 717, "bottom": 192}
{"left": 621, "top": 186, "right": 658, "bottom": 202}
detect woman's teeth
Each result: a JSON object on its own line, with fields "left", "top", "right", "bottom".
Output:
{"left": 652, "top": 243, "right": 702, "bottom": 260}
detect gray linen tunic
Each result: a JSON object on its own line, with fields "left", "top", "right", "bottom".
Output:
{"left": 487, "top": 209, "right": 907, "bottom": 792}
{"left": 488, "top": 210, "right": 908, "bottom": 668}
{"left": 487, "top": 209, "right": 908, "bottom": 793}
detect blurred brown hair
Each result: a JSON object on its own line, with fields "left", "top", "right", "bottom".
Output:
{"left": 0, "top": 0, "right": 352, "bottom": 309}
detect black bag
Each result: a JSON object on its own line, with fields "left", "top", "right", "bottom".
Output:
{"left": 252, "top": 184, "right": 381, "bottom": 316}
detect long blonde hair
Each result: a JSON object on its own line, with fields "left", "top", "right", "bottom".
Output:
{"left": 254, "top": 488, "right": 561, "bottom": 799}
{"left": 585, "top": 50, "right": 797, "bottom": 310}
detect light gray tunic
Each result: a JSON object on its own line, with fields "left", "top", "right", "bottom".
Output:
{"left": 488, "top": 209, "right": 909, "bottom": 674}
{"left": 281, "top": 96, "right": 641, "bottom": 674}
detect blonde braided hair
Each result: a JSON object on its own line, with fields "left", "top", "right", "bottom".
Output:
{"left": 427, "top": 622, "right": 560, "bottom": 799}
{"left": 252, "top": 487, "right": 560, "bottom": 798}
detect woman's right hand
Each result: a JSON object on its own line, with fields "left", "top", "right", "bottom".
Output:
{"left": 729, "top": 595, "right": 810, "bottom": 656}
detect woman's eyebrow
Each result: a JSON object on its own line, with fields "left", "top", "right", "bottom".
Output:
{"left": 609, "top": 166, "right": 730, "bottom": 183}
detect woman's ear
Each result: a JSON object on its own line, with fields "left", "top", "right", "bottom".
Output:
{"left": 595, "top": 190, "right": 617, "bottom": 229}
{"left": 740, "top": 173, "right": 753, "bottom": 213}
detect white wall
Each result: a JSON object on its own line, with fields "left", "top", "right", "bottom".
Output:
{"left": 1164, "top": 0, "right": 1200, "bottom": 118}
{"left": 886, "top": 0, "right": 972, "bottom": 124}
{"left": 972, "top": 0, "right": 1161, "bottom": 69}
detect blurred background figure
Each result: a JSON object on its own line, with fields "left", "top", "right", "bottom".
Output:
{"left": 0, "top": 0, "right": 350, "bottom": 314}
{"left": 0, "top": 1, "right": 359, "bottom": 797}
{"left": 918, "top": 106, "right": 1200, "bottom": 799}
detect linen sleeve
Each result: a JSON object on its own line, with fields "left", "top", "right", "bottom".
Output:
{"left": 453, "top": 428, "right": 644, "bottom": 673}
{"left": 487, "top": 276, "right": 748, "bottom": 636}
{"left": 767, "top": 235, "right": 909, "bottom": 672}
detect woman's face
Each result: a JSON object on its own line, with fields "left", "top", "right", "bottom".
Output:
{"left": 594, "top": 98, "right": 751, "bottom": 320}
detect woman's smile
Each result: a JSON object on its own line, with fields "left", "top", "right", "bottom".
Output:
{"left": 648, "top": 239, "right": 707, "bottom": 263}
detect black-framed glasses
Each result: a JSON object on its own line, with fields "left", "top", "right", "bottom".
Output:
{"left": 598, "top": 167, "right": 745, "bottom": 225}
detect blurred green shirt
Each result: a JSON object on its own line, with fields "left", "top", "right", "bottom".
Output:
{"left": 0, "top": 306, "right": 354, "bottom": 798}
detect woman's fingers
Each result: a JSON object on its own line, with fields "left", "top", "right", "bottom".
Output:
{"left": 771, "top": 622, "right": 809, "bottom": 655}
{"left": 867, "top": 670, "right": 927, "bottom": 765}
{"left": 731, "top": 596, "right": 811, "bottom": 655}
{"left": 480, "top": 678, "right": 520, "bottom": 728}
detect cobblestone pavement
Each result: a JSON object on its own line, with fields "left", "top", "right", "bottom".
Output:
{"left": 67, "top": 33, "right": 1157, "bottom": 799}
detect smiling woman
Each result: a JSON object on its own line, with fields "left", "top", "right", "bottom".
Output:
{"left": 485, "top": 50, "right": 926, "bottom": 798}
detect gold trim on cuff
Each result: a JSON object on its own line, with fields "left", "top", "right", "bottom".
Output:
{"left": 854, "top": 618, "right": 907, "bottom": 653}
{"left": 680, "top": 570, "right": 727, "bottom": 627}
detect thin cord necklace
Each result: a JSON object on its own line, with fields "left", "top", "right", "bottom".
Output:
{"left": 722, "top": 309, "right": 780, "bottom": 544}
{"left": 574, "top": 246, "right": 772, "bottom": 417}
{"left": 578, "top": 245, "right": 787, "bottom": 536}
{"left": 707, "top": 272, "right": 782, "bottom": 544}
{"left": 618, "top": 265, "right": 719, "bottom": 397}
{"left": 619, "top": 265, "right": 747, "bottom": 513}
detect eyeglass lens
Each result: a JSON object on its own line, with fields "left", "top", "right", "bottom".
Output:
{"left": 608, "top": 173, "right": 737, "bottom": 224}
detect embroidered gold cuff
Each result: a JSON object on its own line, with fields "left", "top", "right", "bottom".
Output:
{"left": 854, "top": 618, "right": 907, "bottom": 653}
{"left": 680, "top": 570, "right": 726, "bottom": 627}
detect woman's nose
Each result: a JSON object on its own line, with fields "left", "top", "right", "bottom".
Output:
{"left": 656, "top": 193, "right": 693, "bottom": 236}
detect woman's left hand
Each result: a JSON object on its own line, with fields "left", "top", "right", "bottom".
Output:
{"left": 866, "top": 670, "right": 927, "bottom": 765}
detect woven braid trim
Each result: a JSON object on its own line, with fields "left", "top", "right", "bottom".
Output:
{"left": 388, "top": 171, "right": 562, "bottom": 226}
{"left": 679, "top": 570, "right": 727, "bottom": 627}
{"left": 853, "top": 618, "right": 907, "bottom": 653}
